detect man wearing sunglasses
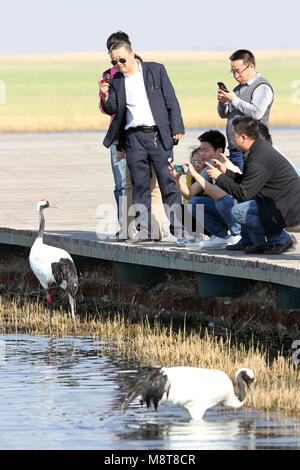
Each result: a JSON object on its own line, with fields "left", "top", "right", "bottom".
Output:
{"left": 217, "top": 49, "right": 274, "bottom": 172}
{"left": 100, "top": 40, "right": 184, "bottom": 242}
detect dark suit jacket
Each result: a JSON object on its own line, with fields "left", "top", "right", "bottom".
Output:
{"left": 101, "top": 61, "right": 185, "bottom": 150}
{"left": 216, "top": 137, "right": 300, "bottom": 235}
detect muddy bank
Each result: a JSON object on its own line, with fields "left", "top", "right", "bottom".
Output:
{"left": 0, "top": 244, "right": 299, "bottom": 348}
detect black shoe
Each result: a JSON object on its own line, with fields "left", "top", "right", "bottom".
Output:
{"left": 226, "top": 241, "right": 248, "bottom": 251}
{"left": 263, "top": 238, "right": 293, "bottom": 255}
{"left": 244, "top": 244, "right": 272, "bottom": 254}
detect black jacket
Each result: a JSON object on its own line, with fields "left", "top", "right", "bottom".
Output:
{"left": 216, "top": 137, "right": 300, "bottom": 235}
{"left": 101, "top": 61, "right": 184, "bottom": 150}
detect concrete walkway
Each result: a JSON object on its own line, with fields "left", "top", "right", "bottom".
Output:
{"left": 1, "top": 129, "right": 300, "bottom": 289}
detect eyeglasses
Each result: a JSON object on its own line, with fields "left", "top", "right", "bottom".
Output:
{"left": 197, "top": 147, "right": 211, "bottom": 153}
{"left": 111, "top": 57, "right": 127, "bottom": 66}
{"left": 190, "top": 160, "right": 202, "bottom": 165}
{"left": 230, "top": 63, "right": 250, "bottom": 76}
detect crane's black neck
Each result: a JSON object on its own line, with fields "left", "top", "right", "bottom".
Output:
{"left": 38, "top": 207, "right": 45, "bottom": 240}
{"left": 237, "top": 379, "right": 246, "bottom": 403}
{"left": 236, "top": 370, "right": 250, "bottom": 403}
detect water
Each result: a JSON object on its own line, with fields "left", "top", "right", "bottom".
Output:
{"left": 0, "top": 334, "right": 299, "bottom": 450}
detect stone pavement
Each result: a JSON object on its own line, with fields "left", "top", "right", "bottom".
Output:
{"left": 0, "top": 129, "right": 300, "bottom": 289}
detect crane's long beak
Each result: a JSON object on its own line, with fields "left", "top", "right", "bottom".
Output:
{"left": 248, "top": 382, "right": 256, "bottom": 407}
{"left": 49, "top": 203, "right": 63, "bottom": 209}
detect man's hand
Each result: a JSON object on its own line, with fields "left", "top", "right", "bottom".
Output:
{"left": 210, "top": 159, "right": 227, "bottom": 174}
{"left": 99, "top": 80, "right": 110, "bottom": 104}
{"left": 218, "top": 88, "right": 235, "bottom": 103}
{"left": 173, "top": 133, "right": 184, "bottom": 144}
{"left": 184, "top": 161, "right": 198, "bottom": 178}
{"left": 168, "top": 162, "right": 181, "bottom": 180}
{"left": 217, "top": 152, "right": 229, "bottom": 164}
{"left": 205, "top": 161, "right": 222, "bottom": 180}
{"left": 116, "top": 150, "right": 126, "bottom": 161}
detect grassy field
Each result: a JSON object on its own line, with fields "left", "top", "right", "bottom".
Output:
{"left": 0, "top": 50, "right": 300, "bottom": 132}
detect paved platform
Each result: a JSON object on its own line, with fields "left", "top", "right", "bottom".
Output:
{"left": 0, "top": 129, "right": 300, "bottom": 290}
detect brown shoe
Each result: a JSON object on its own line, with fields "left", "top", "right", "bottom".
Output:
{"left": 244, "top": 244, "right": 272, "bottom": 254}
{"left": 263, "top": 237, "right": 293, "bottom": 255}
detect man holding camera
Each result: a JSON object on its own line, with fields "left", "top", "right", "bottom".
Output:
{"left": 206, "top": 117, "right": 300, "bottom": 255}
{"left": 100, "top": 40, "right": 184, "bottom": 242}
{"left": 217, "top": 49, "right": 274, "bottom": 171}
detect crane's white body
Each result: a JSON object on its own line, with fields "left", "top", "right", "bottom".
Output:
{"left": 29, "top": 237, "right": 73, "bottom": 289}
{"left": 124, "top": 366, "right": 255, "bottom": 421}
{"left": 159, "top": 367, "right": 244, "bottom": 420}
{"left": 29, "top": 199, "right": 78, "bottom": 333}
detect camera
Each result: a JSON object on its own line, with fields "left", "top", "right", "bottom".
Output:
{"left": 174, "top": 164, "right": 188, "bottom": 175}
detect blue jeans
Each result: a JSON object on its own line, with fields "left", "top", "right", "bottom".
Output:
{"left": 110, "top": 144, "right": 126, "bottom": 224}
{"left": 229, "top": 148, "right": 244, "bottom": 172}
{"left": 188, "top": 195, "right": 241, "bottom": 238}
{"left": 231, "top": 199, "right": 291, "bottom": 246}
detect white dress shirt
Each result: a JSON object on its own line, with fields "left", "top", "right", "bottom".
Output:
{"left": 124, "top": 62, "right": 156, "bottom": 129}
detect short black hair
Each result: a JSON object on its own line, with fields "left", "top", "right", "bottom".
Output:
{"left": 110, "top": 41, "right": 132, "bottom": 53}
{"left": 257, "top": 122, "right": 273, "bottom": 144}
{"left": 232, "top": 117, "right": 259, "bottom": 140}
{"left": 229, "top": 49, "right": 255, "bottom": 67}
{"left": 189, "top": 146, "right": 200, "bottom": 159}
{"left": 198, "top": 130, "right": 226, "bottom": 152}
{"left": 106, "top": 31, "right": 131, "bottom": 51}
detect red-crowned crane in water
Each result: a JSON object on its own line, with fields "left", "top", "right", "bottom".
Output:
{"left": 122, "top": 366, "right": 256, "bottom": 420}
{"left": 29, "top": 199, "right": 78, "bottom": 334}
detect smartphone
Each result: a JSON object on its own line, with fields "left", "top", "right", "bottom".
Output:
{"left": 101, "top": 72, "right": 112, "bottom": 84}
{"left": 174, "top": 164, "right": 188, "bottom": 175}
{"left": 217, "top": 81, "right": 229, "bottom": 92}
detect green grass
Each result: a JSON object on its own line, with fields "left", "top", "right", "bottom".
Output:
{"left": 1, "top": 51, "right": 300, "bottom": 132}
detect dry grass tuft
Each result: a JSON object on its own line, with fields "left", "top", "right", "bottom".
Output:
{"left": 0, "top": 296, "right": 299, "bottom": 415}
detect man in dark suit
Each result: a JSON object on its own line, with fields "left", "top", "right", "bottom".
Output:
{"left": 100, "top": 40, "right": 184, "bottom": 242}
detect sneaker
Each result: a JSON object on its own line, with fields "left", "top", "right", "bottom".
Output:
{"left": 176, "top": 236, "right": 196, "bottom": 247}
{"left": 198, "top": 235, "right": 232, "bottom": 250}
{"left": 185, "top": 236, "right": 204, "bottom": 247}
{"left": 229, "top": 235, "right": 242, "bottom": 245}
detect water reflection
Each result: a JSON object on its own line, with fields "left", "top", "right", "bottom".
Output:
{"left": 119, "top": 407, "right": 300, "bottom": 450}
{"left": 0, "top": 334, "right": 299, "bottom": 450}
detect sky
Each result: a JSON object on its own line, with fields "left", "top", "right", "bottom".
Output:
{"left": 1, "top": 0, "right": 300, "bottom": 55}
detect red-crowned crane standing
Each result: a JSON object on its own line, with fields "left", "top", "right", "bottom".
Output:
{"left": 29, "top": 199, "right": 78, "bottom": 334}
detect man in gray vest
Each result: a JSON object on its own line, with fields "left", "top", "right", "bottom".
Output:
{"left": 217, "top": 49, "right": 274, "bottom": 172}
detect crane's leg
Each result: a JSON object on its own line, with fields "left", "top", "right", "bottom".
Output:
{"left": 46, "top": 290, "right": 53, "bottom": 332}
{"left": 68, "top": 293, "right": 77, "bottom": 335}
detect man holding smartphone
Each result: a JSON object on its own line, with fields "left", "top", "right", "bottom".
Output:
{"left": 217, "top": 49, "right": 274, "bottom": 171}
{"left": 100, "top": 40, "right": 184, "bottom": 242}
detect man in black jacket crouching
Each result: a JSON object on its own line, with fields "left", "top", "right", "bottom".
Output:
{"left": 206, "top": 116, "right": 300, "bottom": 254}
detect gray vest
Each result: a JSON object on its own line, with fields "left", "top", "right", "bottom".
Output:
{"left": 226, "top": 75, "right": 273, "bottom": 149}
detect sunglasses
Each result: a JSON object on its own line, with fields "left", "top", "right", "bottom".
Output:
{"left": 111, "top": 58, "right": 127, "bottom": 66}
